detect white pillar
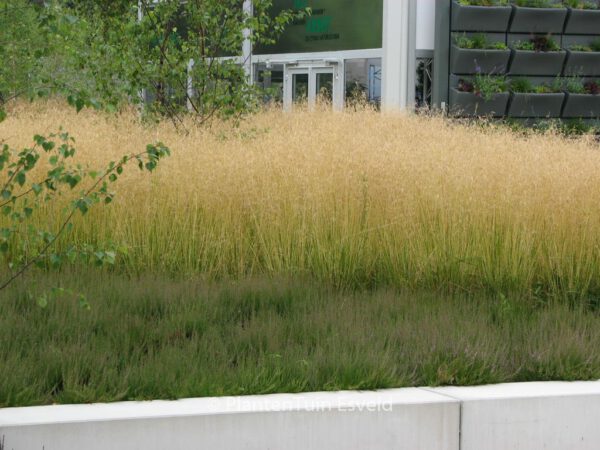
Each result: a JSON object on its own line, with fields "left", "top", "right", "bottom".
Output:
{"left": 187, "top": 59, "right": 195, "bottom": 112}
{"left": 242, "top": 0, "right": 253, "bottom": 82}
{"left": 381, "top": 0, "right": 417, "bottom": 111}
{"left": 138, "top": 1, "right": 147, "bottom": 106}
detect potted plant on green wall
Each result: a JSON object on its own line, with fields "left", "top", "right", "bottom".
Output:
{"left": 451, "top": 34, "right": 511, "bottom": 74}
{"left": 452, "top": 0, "right": 513, "bottom": 32}
{"left": 509, "top": 35, "right": 567, "bottom": 75}
{"left": 562, "top": 78, "right": 600, "bottom": 117}
{"left": 507, "top": 77, "right": 566, "bottom": 117}
{"left": 450, "top": 73, "right": 510, "bottom": 115}
{"left": 564, "top": 39, "right": 600, "bottom": 76}
{"left": 510, "top": 0, "right": 568, "bottom": 33}
{"left": 564, "top": 0, "right": 600, "bottom": 35}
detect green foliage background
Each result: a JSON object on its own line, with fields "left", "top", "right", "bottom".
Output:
{"left": 0, "top": 0, "right": 301, "bottom": 121}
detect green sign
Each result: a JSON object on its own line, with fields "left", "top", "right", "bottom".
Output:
{"left": 255, "top": 0, "right": 383, "bottom": 54}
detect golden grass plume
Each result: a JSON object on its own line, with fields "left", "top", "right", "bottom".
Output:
{"left": 3, "top": 102, "right": 600, "bottom": 298}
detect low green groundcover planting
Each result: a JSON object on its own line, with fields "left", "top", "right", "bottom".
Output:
{"left": 455, "top": 34, "right": 508, "bottom": 50}
{"left": 458, "top": 0, "right": 508, "bottom": 5}
{"left": 513, "top": 35, "right": 561, "bottom": 52}
{"left": 570, "top": 39, "right": 600, "bottom": 53}
{"left": 1, "top": 270, "right": 600, "bottom": 408}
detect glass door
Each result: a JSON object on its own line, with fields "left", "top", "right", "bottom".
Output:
{"left": 292, "top": 72, "right": 309, "bottom": 104}
{"left": 283, "top": 64, "right": 342, "bottom": 111}
{"left": 314, "top": 69, "right": 334, "bottom": 105}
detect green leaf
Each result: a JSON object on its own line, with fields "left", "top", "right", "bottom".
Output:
{"left": 50, "top": 254, "right": 62, "bottom": 267}
{"left": 75, "top": 98, "right": 85, "bottom": 113}
{"left": 78, "top": 294, "right": 91, "bottom": 310}
{"left": 66, "top": 175, "right": 81, "bottom": 188}
{"left": 42, "top": 141, "right": 55, "bottom": 152}
{"left": 104, "top": 251, "right": 116, "bottom": 265}
{"left": 50, "top": 287, "right": 65, "bottom": 296}
{"left": 66, "top": 247, "right": 77, "bottom": 263}
{"left": 41, "top": 232, "right": 55, "bottom": 244}
{"left": 75, "top": 198, "right": 89, "bottom": 215}
{"left": 16, "top": 171, "right": 26, "bottom": 187}
{"left": 0, "top": 109, "right": 6, "bottom": 123}
{"left": 37, "top": 295, "right": 48, "bottom": 308}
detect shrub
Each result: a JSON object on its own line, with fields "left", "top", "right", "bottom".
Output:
{"left": 514, "top": 0, "right": 564, "bottom": 7}
{"left": 510, "top": 78, "right": 563, "bottom": 93}
{"left": 458, "top": 0, "right": 509, "bottom": 5}
{"left": 514, "top": 35, "right": 561, "bottom": 52}
{"left": 560, "top": 119, "right": 594, "bottom": 134}
{"left": 455, "top": 34, "right": 508, "bottom": 50}
{"left": 536, "top": 79, "right": 564, "bottom": 93}
{"left": 458, "top": 74, "right": 508, "bottom": 99}
{"left": 510, "top": 78, "right": 534, "bottom": 92}
{"left": 585, "top": 80, "right": 600, "bottom": 94}
{"left": 570, "top": 44, "right": 593, "bottom": 52}
{"left": 569, "top": 39, "right": 600, "bottom": 52}
{"left": 564, "top": 0, "right": 600, "bottom": 9}
{"left": 564, "top": 78, "right": 600, "bottom": 94}
{"left": 565, "top": 77, "right": 587, "bottom": 93}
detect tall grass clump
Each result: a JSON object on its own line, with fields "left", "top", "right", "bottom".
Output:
{"left": 2, "top": 102, "right": 600, "bottom": 302}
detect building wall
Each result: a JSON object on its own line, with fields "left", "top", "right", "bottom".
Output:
{"left": 416, "top": 0, "right": 436, "bottom": 51}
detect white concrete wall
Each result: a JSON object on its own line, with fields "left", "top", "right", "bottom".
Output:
{"left": 3, "top": 381, "right": 600, "bottom": 450}
{"left": 433, "top": 381, "right": 600, "bottom": 450}
{"left": 0, "top": 389, "right": 459, "bottom": 450}
{"left": 416, "top": 0, "right": 436, "bottom": 50}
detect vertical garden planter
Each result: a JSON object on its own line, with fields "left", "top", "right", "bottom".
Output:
{"left": 442, "top": 0, "right": 600, "bottom": 120}
{"left": 450, "top": 46, "right": 512, "bottom": 74}
{"left": 564, "top": 8, "right": 600, "bottom": 35}
{"left": 450, "top": 89, "right": 510, "bottom": 116}
{"left": 564, "top": 51, "right": 600, "bottom": 76}
{"left": 508, "top": 50, "right": 567, "bottom": 76}
{"left": 451, "top": 1, "right": 513, "bottom": 32}
{"left": 562, "top": 93, "right": 600, "bottom": 118}
{"left": 509, "top": 6, "right": 568, "bottom": 33}
{"left": 508, "top": 92, "right": 565, "bottom": 117}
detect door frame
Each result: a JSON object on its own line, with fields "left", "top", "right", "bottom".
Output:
{"left": 283, "top": 61, "right": 344, "bottom": 111}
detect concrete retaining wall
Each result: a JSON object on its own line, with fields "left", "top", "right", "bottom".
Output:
{"left": 434, "top": 382, "right": 600, "bottom": 450}
{"left": 1, "top": 381, "right": 599, "bottom": 450}
{"left": 0, "top": 389, "right": 459, "bottom": 450}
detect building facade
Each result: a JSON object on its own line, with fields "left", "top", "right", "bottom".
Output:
{"left": 214, "top": 1, "right": 600, "bottom": 120}
{"left": 244, "top": 0, "right": 436, "bottom": 111}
